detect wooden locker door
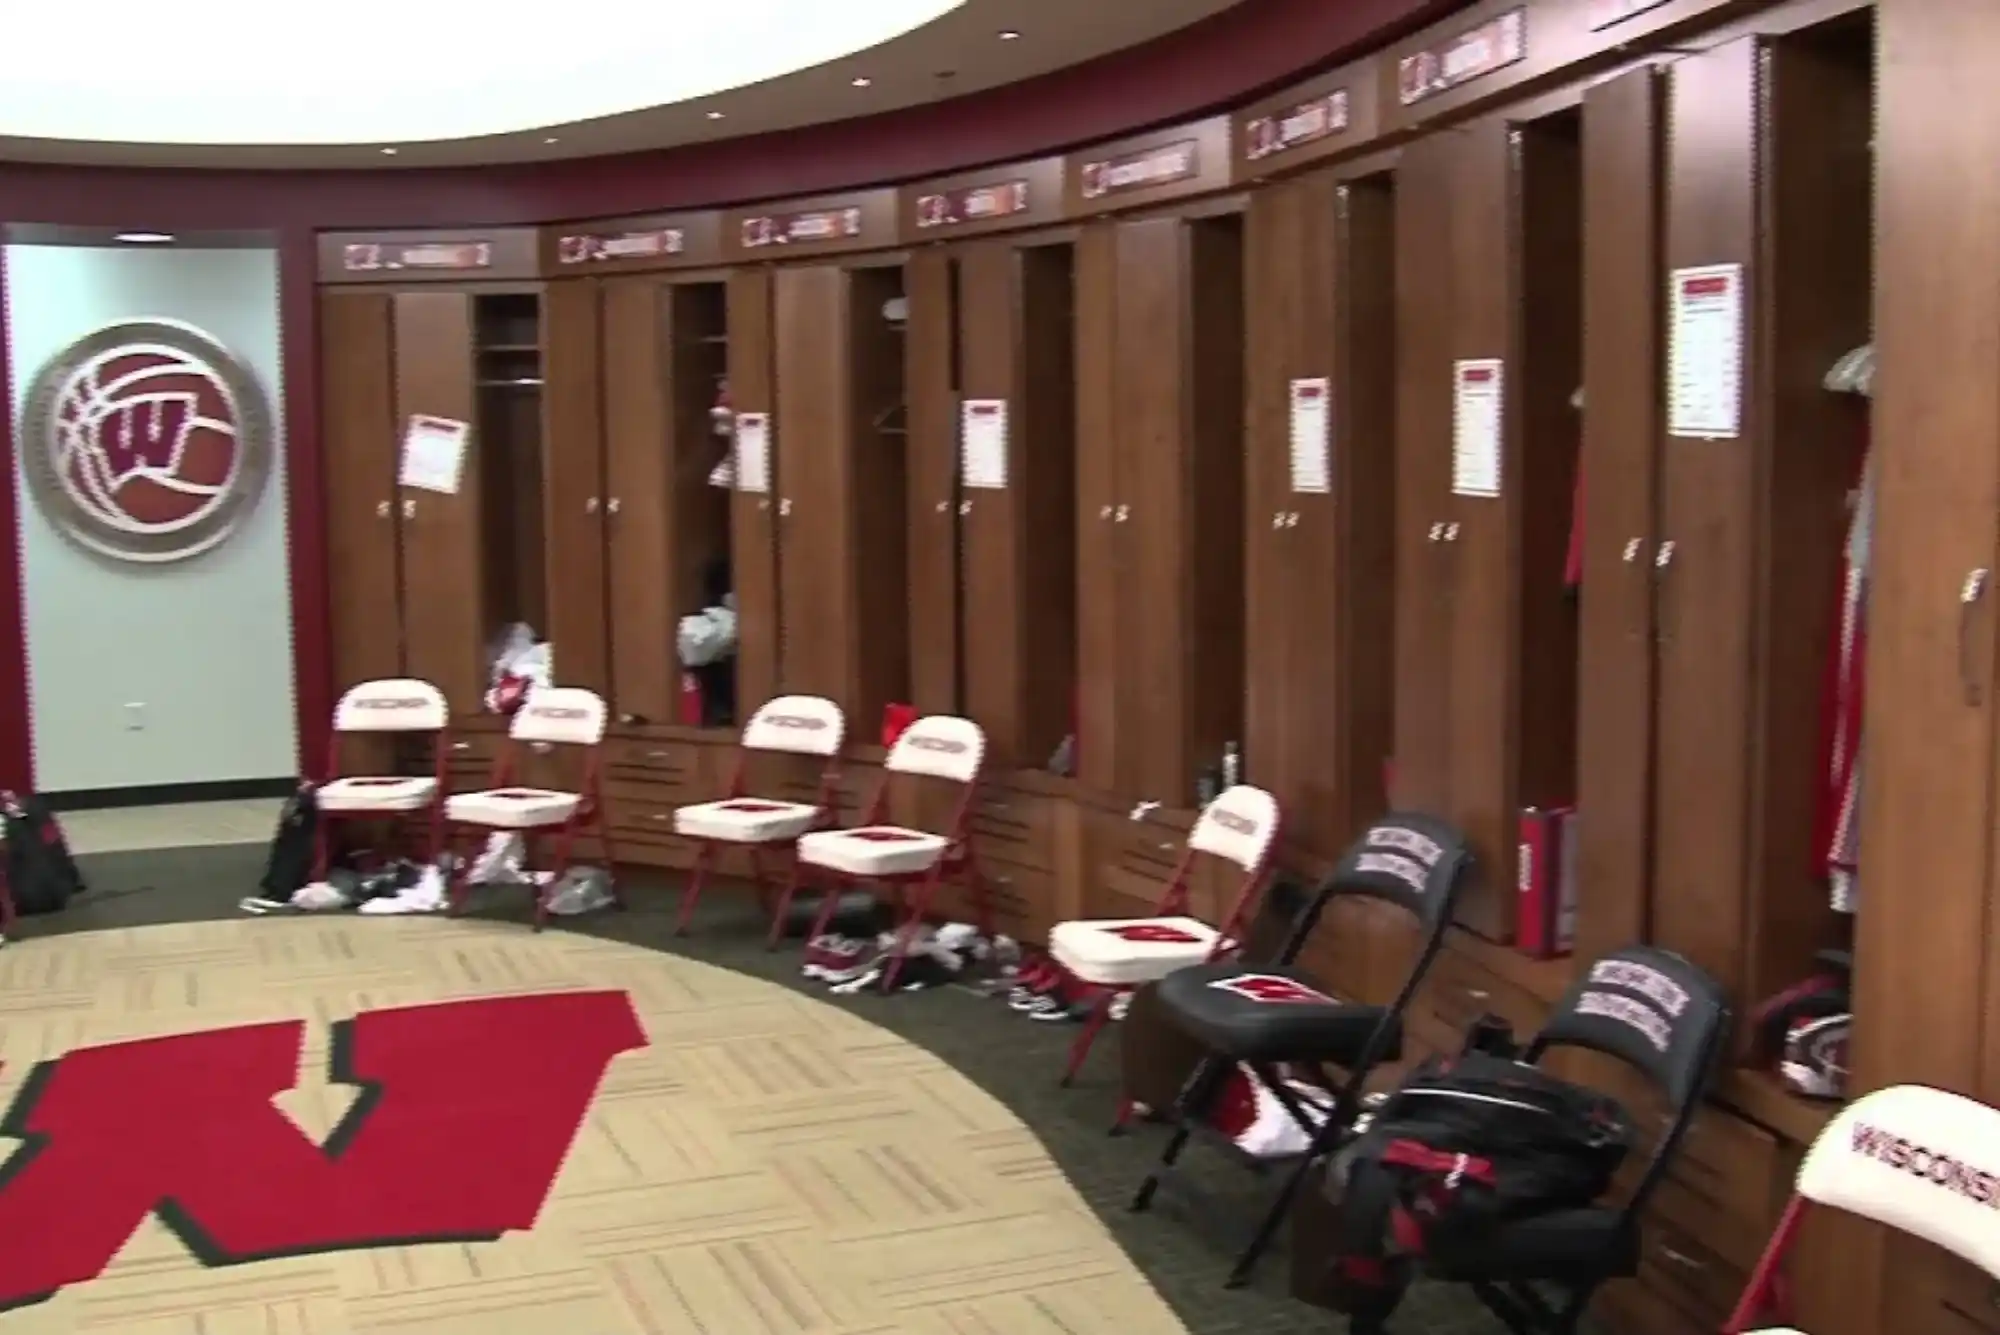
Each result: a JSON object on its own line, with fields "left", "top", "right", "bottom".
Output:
{"left": 540, "top": 279, "right": 610, "bottom": 699}
{"left": 601, "top": 277, "right": 676, "bottom": 724}
{"left": 391, "top": 291, "right": 486, "bottom": 713}
{"left": 1115, "top": 216, "right": 1194, "bottom": 803}
{"left": 956, "top": 242, "right": 1026, "bottom": 758}
{"left": 1865, "top": 0, "right": 2000, "bottom": 1106}
{"left": 1391, "top": 135, "right": 1459, "bottom": 814}
{"left": 772, "top": 264, "right": 854, "bottom": 708}
{"left": 904, "top": 248, "right": 961, "bottom": 717}
{"left": 1653, "top": 42, "right": 1761, "bottom": 1001}
{"left": 727, "top": 269, "right": 781, "bottom": 713}
{"left": 1073, "top": 224, "right": 1125, "bottom": 793}
{"left": 1442, "top": 117, "right": 1517, "bottom": 935}
{"left": 319, "top": 291, "right": 404, "bottom": 696}
{"left": 1321, "top": 174, "right": 1400, "bottom": 853}
{"left": 1576, "top": 67, "right": 1667, "bottom": 962}
{"left": 1242, "top": 186, "right": 1298, "bottom": 807}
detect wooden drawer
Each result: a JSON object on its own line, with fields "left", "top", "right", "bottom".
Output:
{"left": 1087, "top": 817, "right": 1184, "bottom": 917}
{"left": 983, "top": 864, "right": 1057, "bottom": 942}
{"left": 1657, "top": 1107, "right": 1780, "bottom": 1267}
{"left": 603, "top": 736, "right": 706, "bottom": 789}
{"left": 970, "top": 791, "right": 1056, "bottom": 872}
{"left": 1408, "top": 943, "right": 1551, "bottom": 1052}
{"left": 1925, "top": 1249, "right": 2000, "bottom": 1334}
{"left": 1632, "top": 1211, "right": 1747, "bottom": 1327}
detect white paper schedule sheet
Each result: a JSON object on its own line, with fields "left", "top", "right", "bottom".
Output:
{"left": 1287, "top": 378, "right": 1331, "bottom": 494}
{"left": 960, "top": 399, "right": 1009, "bottom": 489}
{"left": 733, "top": 412, "right": 771, "bottom": 493}
{"left": 1667, "top": 263, "right": 1744, "bottom": 438}
{"left": 398, "top": 414, "right": 469, "bottom": 495}
{"left": 1451, "top": 359, "right": 1504, "bottom": 498}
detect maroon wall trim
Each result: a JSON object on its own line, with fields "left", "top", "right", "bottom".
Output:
{"left": 279, "top": 228, "right": 331, "bottom": 782}
{"left": 0, "top": 247, "right": 29, "bottom": 789}
{"left": 0, "top": 0, "right": 1460, "bottom": 229}
{"left": 0, "top": 0, "right": 1461, "bottom": 791}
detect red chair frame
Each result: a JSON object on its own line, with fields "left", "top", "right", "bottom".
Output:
{"left": 670, "top": 695, "right": 847, "bottom": 938}
{"left": 1060, "top": 788, "right": 1281, "bottom": 1090}
{"left": 444, "top": 687, "right": 619, "bottom": 930}
{"left": 316, "top": 679, "right": 452, "bottom": 882}
{"left": 780, "top": 715, "right": 990, "bottom": 992}
{"left": 1725, "top": 1084, "right": 2000, "bottom": 1333}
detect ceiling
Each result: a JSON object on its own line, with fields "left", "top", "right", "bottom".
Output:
{"left": 0, "top": 0, "right": 1249, "bottom": 171}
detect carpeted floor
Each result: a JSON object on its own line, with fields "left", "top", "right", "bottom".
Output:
{"left": 6, "top": 846, "right": 1542, "bottom": 1334}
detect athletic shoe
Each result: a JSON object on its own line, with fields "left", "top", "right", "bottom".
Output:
{"left": 1108, "top": 991, "right": 1133, "bottom": 1022}
{"left": 805, "top": 934, "right": 869, "bottom": 980}
{"left": 1020, "top": 992, "right": 1072, "bottom": 1020}
{"left": 1008, "top": 960, "right": 1060, "bottom": 1010}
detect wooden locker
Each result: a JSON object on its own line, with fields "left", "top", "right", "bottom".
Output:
{"left": 1575, "top": 66, "right": 1667, "bottom": 966}
{"left": 904, "top": 247, "right": 961, "bottom": 717}
{"left": 959, "top": 239, "right": 1078, "bottom": 769}
{"left": 602, "top": 277, "right": 676, "bottom": 724}
{"left": 845, "top": 262, "right": 913, "bottom": 734}
{"left": 540, "top": 279, "right": 609, "bottom": 699}
{"left": 1391, "top": 134, "right": 1458, "bottom": 815}
{"left": 1074, "top": 223, "right": 1127, "bottom": 794}
{"left": 773, "top": 264, "right": 856, "bottom": 708}
{"left": 1654, "top": 38, "right": 1864, "bottom": 1015}
{"left": 319, "top": 291, "right": 403, "bottom": 697}
{"left": 727, "top": 269, "right": 781, "bottom": 714}
{"left": 1244, "top": 170, "right": 1396, "bottom": 858}
{"left": 391, "top": 291, "right": 486, "bottom": 713}
{"left": 1243, "top": 186, "right": 1298, "bottom": 809}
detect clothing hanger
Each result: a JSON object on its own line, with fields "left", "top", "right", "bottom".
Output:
{"left": 1823, "top": 343, "right": 1874, "bottom": 397}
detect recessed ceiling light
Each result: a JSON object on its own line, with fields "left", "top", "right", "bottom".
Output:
{"left": 543, "top": 136, "right": 559, "bottom": 144}
{"left": 999, "top": 28, "right": 1020, "bottom": 39}
{"left": 380, "top": 146, "right": 398, "bottom": 155}
{"left": 707, "top": 110, "right": 725, "bottom": 120}
{"left": 114, "top": 232, "right": 173, "bottom": 244}
{"left": 851, "top": 76, "right": 872, "bottom": 87}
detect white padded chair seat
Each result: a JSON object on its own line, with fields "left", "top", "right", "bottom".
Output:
{"left": 674, "top": 797, "right": 819, "bottom": 843}
{"left": 798, "top": 826, "right": 949, "bottom": 877}
{"left": 1049, "top": 916, "right": 1225, "bottom": 986}
{"left": 446, "top": 787, "right": 582, "bottom": 829}
{"left": 318, "top": 775, "right": 438, "bottom": 813}
{"left": 1743, "top": 1329, "right": 1805, "bottom": 1334}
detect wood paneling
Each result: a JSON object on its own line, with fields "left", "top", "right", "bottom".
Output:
{"left": 601, "top": 277, "right": 676, "bottom": 723}
{"left": 774, "top": 265, "right": 850, "bottom": 702}
{"left": 1575, "top": 65, "right": 1665, "bottom": 967}
{"left": 904, "top": 248, "right": 960, "bottom": 716}
{"left": 390, "top": 291, "right": 484, "bottom": 711}
{"left": 1074, "top": 223, "right": 1125, "bottom": 793}
{"left": 540, "top": 278, "right": 610, "bottom": 699}
{"left": 727, "top": 269, "right": 782, "bottom": 711}
{"left": 318, "top": 291, "right": 403, "bottom": 696}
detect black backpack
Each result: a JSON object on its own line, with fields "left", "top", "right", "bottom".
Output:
{"left": 1322, "top": 1051, "right": 1632, "bottom": 1319}
{"left": 1, "top": 791, "right": 87, "bottom": 915}
{"left": 259, "top": 783, "right": 321, "bottom": 900}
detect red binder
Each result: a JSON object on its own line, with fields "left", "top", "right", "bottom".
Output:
{"left": 1517, "top": 805, "right": 1577, "bottom": 959}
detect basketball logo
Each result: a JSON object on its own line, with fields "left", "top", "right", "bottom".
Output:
{"left": 19, "top": 319, "right": 272, "bottom": 563}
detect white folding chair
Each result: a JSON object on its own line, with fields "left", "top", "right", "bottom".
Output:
{"left": 669, "top": 694, "right": 847, "bottom": 938}
{"left": 1045, "top": 784, "right": 1281, "bottom": 1087}
{"left": 787, "top": 714, "right": 988, "bottom": 992}
{"left": 444, "top": 687, "right": 617, "bottom": 929}
{"left": 1726, "top": 1084, "right": 2000, "bottom": 1332}
{"left": 316, "top": 678, "right": 450, "bottom": 879}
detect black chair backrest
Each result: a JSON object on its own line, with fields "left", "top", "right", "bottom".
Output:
{"left": 1528, "top": 944, "right": 1732, "bottom": 1109}
{"left": 1525, "top": 945, "right": 1732, "bottom": 1225}
{"left": 1267, "top": 811, "right": 1476, "bottom": 970}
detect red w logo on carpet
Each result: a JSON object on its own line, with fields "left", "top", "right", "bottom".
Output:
{"left": 0, "top": 988, "right": 647, "bottom": 1311}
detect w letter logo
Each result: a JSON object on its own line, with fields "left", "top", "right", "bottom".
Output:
{"left": 0, "top": 990, "right": 645, "bottom": 1310}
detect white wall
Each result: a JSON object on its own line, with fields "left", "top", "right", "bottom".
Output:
{"left": 4, "top": 244, "right": 297, "bottom": 793}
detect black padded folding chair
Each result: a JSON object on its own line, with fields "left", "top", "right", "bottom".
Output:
{"left": 1409, "top": 944, "right": 1731, "bottom": 1335}
{"left": 1129, "top": 812, "right": 1475, "bottom": 1288}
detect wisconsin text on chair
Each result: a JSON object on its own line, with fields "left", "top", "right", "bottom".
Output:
{"left": 443, "top": 687, "right": 620, "bottom": 928}
{"left": 315, "top": 679, "right": 451, "bottom": 878}
{"left": 669, "top": 694, "right": 847, "bottom": 938}
{"left": 1048, "top": 784, "right": 1281, "bottom": 1089}
{"left": 784, "top": 714, "right": 989, "bottom": 993}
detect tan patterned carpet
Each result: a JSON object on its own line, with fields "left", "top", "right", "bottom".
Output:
{"left": 0, "top": 918, "right": 1191, "bottom": 1335}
